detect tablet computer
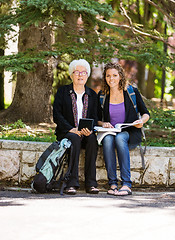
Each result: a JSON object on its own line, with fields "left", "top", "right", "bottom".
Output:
{"left": 78, "top": 118, "right": 94, "bottom": 131}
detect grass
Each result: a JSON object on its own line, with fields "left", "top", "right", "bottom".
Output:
{"left": 0, "top": 134, "right": 56, "bottom": 142}
{"left": 0, "top": 120, "right": 56, "bottom": 142}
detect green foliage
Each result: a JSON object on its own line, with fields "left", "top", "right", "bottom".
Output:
{"left": 0, "top": 120, "right": 56, "bottom": 142}
{"left": 0, "top": 134, "right": 56, "bottom": 142}
{"left": 0, "top": 50, "right": 54, "bottom": 73}
{"left": 144, "top": 103, "right": 175, "bottom": 147}
{"left": 0, "top": 119, "right": 26, "bottom": 130}
{"left": 0, "top": 0, "right": 174, "bottom": 73}
{"left": 52, "top": 54, "right": 71, "bottom": 98}
{"left": 146, "top": 136, "right": 174, "bottom": 147}
{"left": 0, "top": 0, "right": 114, "bottom": 72}
{"left": 107, "top": 39, "right": 175, "bottom": 71}
{"left": 20, "top": 0, "right": 113, "bottom": 18}
{"left": 0, "top": 0, "right": 174, "bottom": 83}
{"left": 0, "top": 133, "right": 56, "bottom": 142}
{"left": 170, "top": 78, "right": 175, "bottom": 97}
{"left": 147, "top": 108, "right": 175, "bottom": 129}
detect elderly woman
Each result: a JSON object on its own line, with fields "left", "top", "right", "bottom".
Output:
{"left": 53, "top": 59, "right": 99, "bottom": 195}
{"left": 97, "top": 62, "right": 150, "bottom": 196}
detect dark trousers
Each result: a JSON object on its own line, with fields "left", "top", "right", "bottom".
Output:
{"left": 64, "top": 132, "right": 98, "bottom": 188}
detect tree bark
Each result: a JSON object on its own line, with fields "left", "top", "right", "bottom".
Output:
{"left": 137, "top": 62, "right": 146, "bottom": 95}
{"left": 0, "top": 49, "right": 4, "bottom": 110}
{"left": 161, "top": 24, "right": 167, "bottom": 104}
{"left": 0, "top": 23, "right": 53, "bottom": 123}
{"left": 146, "top": 68, "right": 155, "bottom": 99}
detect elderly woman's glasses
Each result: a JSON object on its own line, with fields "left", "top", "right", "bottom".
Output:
{"left": 73, "top": 70, "right": 88, "bottom": 76}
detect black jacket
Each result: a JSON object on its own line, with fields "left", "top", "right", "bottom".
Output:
{"left": 53, "top": 83, "right": 98, "bottom": 140}
{"left": 97, "top": 87, "right": 150, "bottom": 145}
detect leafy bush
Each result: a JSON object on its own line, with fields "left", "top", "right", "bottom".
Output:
{"left": 144, "top": 100, "right": 175, "bottom": 147}
{"left": 146, "top": 109, "right": 175, "bottom": 130}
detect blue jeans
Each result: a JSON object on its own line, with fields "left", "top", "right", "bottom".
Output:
{"left": 102, "top": 131, "right": 133, "bottom": 188}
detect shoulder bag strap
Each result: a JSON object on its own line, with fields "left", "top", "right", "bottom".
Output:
{"left": 127, "top": 85, "right": 146, "bottom": 169}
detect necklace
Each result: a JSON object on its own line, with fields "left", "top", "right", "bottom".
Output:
{"left": 110, "top": 90, "right": 124, "bottom": 104}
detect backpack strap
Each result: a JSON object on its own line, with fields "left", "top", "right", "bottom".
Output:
{"left": 99, "top": 92, "right": 106, "bottom": 122}
{"left": 127, "top": 85, "right": 146, "bottom": 169}
{"left": 36, "top": 141, "right": 60, "bottom": 172}
{"left": 60, "top": 144, "right": 74, "bottom": 195}
{"left": 127, "top": 85, "right": 138, "bottom": 114}
{"left": 99, "top": 93, "right": 106, "bottom": 108}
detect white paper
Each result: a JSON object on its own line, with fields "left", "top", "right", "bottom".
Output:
{"left": 94, "top": 123, "right": 135, "bottom": 144}
{"left": 94, "top": 126, "right": 121, "bottom": 132}
{"left": 94, "top": 126, "right": 121, "bottom": 144}
{"left": 115, "top": 122, "right": 135, "bottom": 130}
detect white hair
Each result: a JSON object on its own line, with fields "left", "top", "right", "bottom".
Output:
{"left": 68, "top": 59, "right": 91, "bottom": 77}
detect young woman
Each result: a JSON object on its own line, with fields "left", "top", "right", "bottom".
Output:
{"left": 97, "top": 62, "right": 150, "bottom": 196}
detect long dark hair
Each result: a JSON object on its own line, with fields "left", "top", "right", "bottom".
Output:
{"left": 102, "top": 62, "right": 127, "bottom": 94}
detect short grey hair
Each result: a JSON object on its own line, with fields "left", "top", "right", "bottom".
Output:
{"left": 69, "top": 59, "right": 91, "bottom": 77}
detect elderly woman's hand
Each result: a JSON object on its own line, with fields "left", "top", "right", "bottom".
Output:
{"left": 69, "top": 128, "right": 82, "bottom": 137}
{"left": 80, "top": 128, "right": 92, "bottom": 136}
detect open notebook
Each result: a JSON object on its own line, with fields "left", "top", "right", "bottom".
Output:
{"left": 94, "top": 123, "right": 135, "bottom": 144}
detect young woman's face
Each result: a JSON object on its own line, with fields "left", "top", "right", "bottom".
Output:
{"left": 105, "top": 68, "right": 121, "bottom": 89}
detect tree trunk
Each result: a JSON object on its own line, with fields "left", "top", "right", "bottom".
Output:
{"left": 137, "top": 62, "right": 146, "bottom": 95}
{"left": 0, "top": 23, "right": 53, "bottom": 123}
{"left": 161, "top": 24, "right": 167, "bottom": 104}
{"left": 146, "top": 68, "right": 155, "bottom": 99}
{"left": 0, "top": 49, "right": 4, "bottom": 110}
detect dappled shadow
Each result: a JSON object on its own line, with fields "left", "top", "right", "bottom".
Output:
{"left": 0, "top": 190, "right": 175, "bottom": 210}
{"left": 111, "top": 193, "right": 175, "bottom": 209}
{"left": 0, "top": 200, "right": 24, "bottom": 207}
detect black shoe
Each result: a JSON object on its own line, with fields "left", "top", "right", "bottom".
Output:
{"left": 65, "top": 187, "right": 77, "bottom": 195}
{"left": 86, "top": 186, "right": 99, "bottom": 194}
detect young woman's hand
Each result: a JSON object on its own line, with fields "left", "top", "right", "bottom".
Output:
{"left": 102, "top": 122, "right": 114, "bottom": 128}
{"left": 133, "top": 114, "right": 149, "bottom": 128}
{"left": 80, "top": 128, "right": 92, "bottom": 136}
{"left": 133, "top": 119, "right": 143, "bottom": 128}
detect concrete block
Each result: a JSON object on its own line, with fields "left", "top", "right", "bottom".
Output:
{"left": 145, "top": 147, "right": 175, "bottom": 157}
{"left": 130, "top": 155, "right": 143, "bottom": 169}
{"left": 169, "top": 157, "right": 175, "bottom": 170}
{"left": 169, "top": 171, "right": 175, "bottom": 186}
{"left": 20, "top": 163, "right": 36, "bottom": 182}
{"left": 2, "top": 140, "right": 50, "bottom": 152}
{"left": 131, "top": 171, "right": 141, "bottom": 184}
{"left": 21, "top": 151, "right": 37, "bottom": 164}
{"left": 96, "top": 168, "right": 108, "bottom": 181}
{"left": 0, "top": 149, "right": 20, "bottom": 180}
{"left": 143, "top": 157, "right": 169, "bottom": 185}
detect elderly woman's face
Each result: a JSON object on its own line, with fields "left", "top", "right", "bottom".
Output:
{"left": 71, "top": 65, "right": 88, "bottom": 86}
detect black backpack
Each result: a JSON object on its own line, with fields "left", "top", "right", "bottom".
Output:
{"left": 31, "top": 138, "right": 73, "bottom": 195}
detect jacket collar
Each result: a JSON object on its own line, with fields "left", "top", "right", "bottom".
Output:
{"left": 68, "top": 83, "right": 92, "bottom": 96}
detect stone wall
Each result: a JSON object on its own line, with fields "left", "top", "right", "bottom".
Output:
{"left": 0, "top": 139, "right": 175, "bottom": 188}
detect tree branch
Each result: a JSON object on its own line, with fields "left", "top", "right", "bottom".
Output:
{"left": 96, "top": 17, "right": 175, "bottom": 50}
{"left": 144, "top": 0, "right": 175, "bottom": 27}
{"left": 119, "top": 1, "right": 141, "bottom": 43}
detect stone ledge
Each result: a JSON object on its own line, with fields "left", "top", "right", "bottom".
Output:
{"left": 0, "top": 139, "right": 175, "bottom": 187}
{"left": 1, "top": 139, "right": 50, "bottom": 151}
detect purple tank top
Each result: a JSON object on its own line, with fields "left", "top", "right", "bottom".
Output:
{"left": 109, "top": 102, "right": 125, "bottom": 127}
